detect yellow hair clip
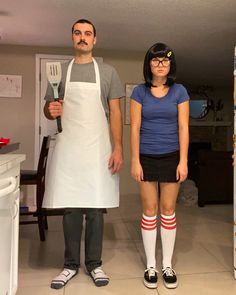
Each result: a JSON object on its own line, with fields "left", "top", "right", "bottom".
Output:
{"left": 167, "top": 51, "right": 172, "bottom": 57}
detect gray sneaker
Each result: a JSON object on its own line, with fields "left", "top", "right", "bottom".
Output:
{"left": 51, "top": 268, "right": 78, "bottom": 289}
{"left": 89, "top": 267, "right": 109, "bottom": 287}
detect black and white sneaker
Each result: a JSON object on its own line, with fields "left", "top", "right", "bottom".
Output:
{"left": 143, "top": 267, "right": 158, "bottom": 289}
{"left": 162, "top": 267, "right": 178, "bottom": 289}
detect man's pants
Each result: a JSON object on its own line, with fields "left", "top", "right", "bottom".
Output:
{"left": 63, "top": 208, "right": 104, "bottom": 272}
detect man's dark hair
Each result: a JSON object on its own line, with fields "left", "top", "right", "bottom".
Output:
{"left": 143, "top": 42, "right": 176, "bottom": 87}
{"left": 72, "top": 19, "right": 96, "bottom": 36}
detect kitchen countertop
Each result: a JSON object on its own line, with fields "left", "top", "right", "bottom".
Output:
{"left": 0, "top": 154, "right": 26, "bottom": 175}
{"left": 0, "top": 143, "right": 20, "bottom": 154}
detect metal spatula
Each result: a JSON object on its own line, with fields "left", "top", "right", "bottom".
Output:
{"left": 46, "top": 62, "right": 63, "bottom": 133}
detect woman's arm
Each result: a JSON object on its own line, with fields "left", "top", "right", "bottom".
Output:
{"left": 177, "top": 100, "right": 189, "bottom": 182}
{"left": 130, "top": 99, "right": 143, "bottom": 182}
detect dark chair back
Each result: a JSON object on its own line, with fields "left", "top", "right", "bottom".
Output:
{"left": 36, "top": 136, "right": 51, "bottom": 211}
{"left": 20, "top": 136, "right": 51, "bottom": 241}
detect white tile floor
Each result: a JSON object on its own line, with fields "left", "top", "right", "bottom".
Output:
{"left": 17, "top": 194, "right": 236, "bottom": 294}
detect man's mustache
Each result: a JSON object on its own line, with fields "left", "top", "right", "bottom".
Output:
{"left": 77, "top": 41, "right": 88, "bottom": 45}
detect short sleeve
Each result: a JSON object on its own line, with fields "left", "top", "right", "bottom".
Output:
{"left": 130, "top": 84, "right": 145, "bottom": 105}
{"left": 44, "top": 82, "right": 55, "bottom": 101}
{"left": 177, "top": 84, "right": 189, "bottom": 104}
{"left": 108, "top": 67, "right": 125, "bottom": 100}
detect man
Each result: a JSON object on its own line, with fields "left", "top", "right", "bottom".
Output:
{"left": 43, "top": 19, "right": 124, "bottom": 289}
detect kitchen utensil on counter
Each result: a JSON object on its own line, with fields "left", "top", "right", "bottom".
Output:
{"left": 46, "top": 62, "right": 63, "bottom": 133}
{"left": 0, "top": 138, "right": 10, "bottom": 146}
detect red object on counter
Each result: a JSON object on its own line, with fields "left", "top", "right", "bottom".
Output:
{"left": 0, "top": 138, "right": 11, "bottom": 146}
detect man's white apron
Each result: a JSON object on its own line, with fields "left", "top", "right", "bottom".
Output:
{"left": 43, "top": 58, "right": 119, "bottom": 208}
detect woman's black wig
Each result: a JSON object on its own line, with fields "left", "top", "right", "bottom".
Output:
{"left": 143, "top": 42, "right": 176, "bottom": 87}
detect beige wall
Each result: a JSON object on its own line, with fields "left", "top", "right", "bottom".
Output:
{"left": 0, "top": 45, "right": 233, "bottom": 196}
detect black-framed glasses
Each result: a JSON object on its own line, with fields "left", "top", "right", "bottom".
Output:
{"left": 151, "top": 58, "right": 170, "bottom": 67}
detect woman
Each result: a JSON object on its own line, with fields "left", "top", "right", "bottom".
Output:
{"left": 130, "top": 43, "right": 189, "bottom": 289}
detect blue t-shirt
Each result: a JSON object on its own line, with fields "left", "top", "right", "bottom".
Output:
{"left": 131, "top": 83, "right": 189, "bottom": 155}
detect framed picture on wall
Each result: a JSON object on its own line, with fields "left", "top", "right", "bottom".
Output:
{"left": 125, "top": 84, "right": 138, "bottom": 125}
{"left": 0, "top": 75, "right": 22, "bottom": 98}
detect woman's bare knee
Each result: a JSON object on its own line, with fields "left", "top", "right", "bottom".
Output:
{"left": 160, "top": 208, "right": 175, "bottom": 216}
{"left": 143, "top": 207, "right": 157, "bottom": 217}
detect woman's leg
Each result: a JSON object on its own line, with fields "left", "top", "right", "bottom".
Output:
{"left": 139, "top": 181, "right": 158, "bottom": 269}
{"left": 159, "top": 182, "right": 180, "bottom": 289}
{"left": 159, "top": 182, "right": 179, "bottom": 269}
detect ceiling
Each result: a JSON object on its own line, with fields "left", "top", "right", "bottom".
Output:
{"left": 1, "top": 0, "right": 236, "bottom": 87}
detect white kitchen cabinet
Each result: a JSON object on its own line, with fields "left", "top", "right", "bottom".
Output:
{"left": 0, "top": 154, "right": 25, "bottom": 295}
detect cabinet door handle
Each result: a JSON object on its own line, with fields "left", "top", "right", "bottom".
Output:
{"left": 0, "top": 177, "right": 17, "bottom": 198}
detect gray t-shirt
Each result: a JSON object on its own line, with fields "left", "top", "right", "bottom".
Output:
{"left": 44, "top": 59, "right": 125, "bottom": 116}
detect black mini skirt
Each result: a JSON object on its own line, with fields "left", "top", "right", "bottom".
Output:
{"left": 140, "top": 151, "right": 180, "bottom": 182}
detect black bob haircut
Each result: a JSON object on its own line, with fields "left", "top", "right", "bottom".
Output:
{"left": 143, "top": 42, "right": 176, "bottom": 87}
{"left": 72, "top": 19, "right": 96, "bottom": 36}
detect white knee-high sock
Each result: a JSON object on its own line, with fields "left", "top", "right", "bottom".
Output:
{"left": 141, "top": 214, "right": 157, "bottom": 269}
{"left": 160, "top": 213, "right": 176, "bottom": 269}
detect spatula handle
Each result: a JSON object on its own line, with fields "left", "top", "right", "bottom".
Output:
{"left": 54, "top": 98, "right": 63, "bottom": 133}
{"left": 56, "top": 117, "right": 63, "bottom": 133}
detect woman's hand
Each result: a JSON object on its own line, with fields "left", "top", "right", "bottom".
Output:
{"left": 131, "top": 161, "right": 144, "bottom": 182}
{"left": 176, "top": 162, "right": 188, "bottom": 183}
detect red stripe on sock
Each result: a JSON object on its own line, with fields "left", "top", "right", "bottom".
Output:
{"left": 141, "top": 219, "right": 156, "bottom": 227}
{"left": 160, "top": 219, "right": 176, "bottom": 226}
{"left": 142, "top": 217, "right": 157, "bottom": 223}
{"left": 160, "top": 222, "right": 176, "bottom": 230}
{"left": 141, "top": 224, "right": 157, "bottom": 230}
{"left": 141, "top": 216, "right": 157, "bottom": 230}
{"left": 141, "top": 222, "right": 157, "bottom": 229}
{"left": 161, "top": 215, "right": 176, "bottom": 222}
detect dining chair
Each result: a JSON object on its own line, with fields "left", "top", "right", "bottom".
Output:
{"left": 20, "top": 136, "right": 64, "bottom": 241}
